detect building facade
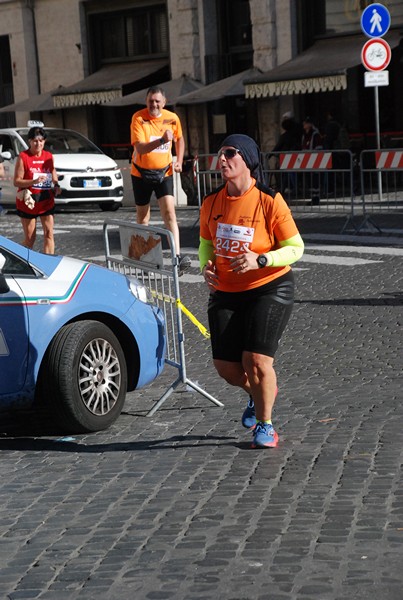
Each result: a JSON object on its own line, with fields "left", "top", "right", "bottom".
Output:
{"left": 0, "top": 0, "right": 402, "bottom": 158}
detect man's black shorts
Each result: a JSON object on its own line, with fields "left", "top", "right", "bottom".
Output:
{"left": 207, "top": 271, "right": 295, "bottom": 361}
{"left": 131, "top": 175, "right": 174, "bottom": 206}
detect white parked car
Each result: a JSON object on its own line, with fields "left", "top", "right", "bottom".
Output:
{"left": 0, "top": 122, "right": 124, "bottom": 211}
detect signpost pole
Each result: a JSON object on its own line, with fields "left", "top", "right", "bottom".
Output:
{"left": 361, "top": 4, "right": 392, "bottom": 220}
{"left": 374, "top": 85, "right": 383, "bottom": 202}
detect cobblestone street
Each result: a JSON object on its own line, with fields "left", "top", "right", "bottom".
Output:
{"left": 0, "top": 207, "right": 402, "bottom": 599}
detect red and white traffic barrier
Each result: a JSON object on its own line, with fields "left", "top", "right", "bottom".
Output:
{"left": 375, "top": 150, "right": 403, "bottom": 169}
{"left": 279, "top": 152, "right": 332, "bottom": 170}
{"left": 207, "top": 155, "right": 220, "bottom": 170}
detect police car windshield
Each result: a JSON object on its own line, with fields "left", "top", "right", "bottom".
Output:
{"left": 19, "top": 129, "right": 103, "bottom": 155}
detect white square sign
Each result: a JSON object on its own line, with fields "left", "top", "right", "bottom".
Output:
{"left": 364, "top": 70, "right": 389, "bottom": 87}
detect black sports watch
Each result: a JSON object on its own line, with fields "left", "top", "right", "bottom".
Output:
{"left": 257, "top": 254, "right": 268, "bottom": 268}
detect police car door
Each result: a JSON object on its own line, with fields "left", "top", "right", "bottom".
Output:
{"left": 0, "top": 250, "right": 29, "bottom": 394}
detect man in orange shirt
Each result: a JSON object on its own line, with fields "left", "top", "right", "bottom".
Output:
{"left": 130, "top": 86, "right": 191, "bottom": 273}
{"left": 199, "top": 134, "right": 304, "bottom": 448}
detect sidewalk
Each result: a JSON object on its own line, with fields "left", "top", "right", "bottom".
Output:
{"left": 174, "top": 205, "right": 403, "bottom": 250}
{"left": 294, "top": 211, "right": 403, "bottom": 245}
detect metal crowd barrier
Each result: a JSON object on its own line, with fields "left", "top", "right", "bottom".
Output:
{"left": 194, "top": 150, "right": 357, "bottom": 233}
{"left": 359, "top": 149, "right": 403, "bottom": 233}
{"left": 194, "top": 148, "right": 403, "bottom": 234}
{"left": 103, "top": 219, "right": 223, "bottom": 416}
{"left": 195, "top": 154, "right": 223, "bottom": 209}
{"left": 262, "top": 150, "right": 357, "bottom": 232}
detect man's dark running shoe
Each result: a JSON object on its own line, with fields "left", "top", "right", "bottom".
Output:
{"left": 178, "top": 254, "right": 192, "bottom": 274}
{"left": 241, "top": 396, "right": 256, "bottom": 429}
{"left": 251, "top": 422, "right": 279, "bottom": 448}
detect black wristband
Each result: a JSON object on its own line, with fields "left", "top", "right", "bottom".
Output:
{"left": 159, "top": 137, "right": 165, "bottom": 145}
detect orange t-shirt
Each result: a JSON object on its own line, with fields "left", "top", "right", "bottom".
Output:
{"left": 130, "top": 107, "right": 182, "bottom": 178}
{"left": 200, "top": 181, "right": 299, "bottom": 292}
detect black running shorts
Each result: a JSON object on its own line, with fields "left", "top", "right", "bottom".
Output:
{"left": 131, "top": 175, "right": 174, "bottom": 206}
{"left": 17, "top": 207, "right": 55, "bottom": 219}
{"left": 207, "top": 271, "right": 295, "bottom": 361}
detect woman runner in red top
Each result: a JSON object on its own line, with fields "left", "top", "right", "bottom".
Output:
{"left": 14, "top": 125, "right": 61, "bottom": 254}
{"left": 199, "top": 134, "right": 304, "bottom": 448}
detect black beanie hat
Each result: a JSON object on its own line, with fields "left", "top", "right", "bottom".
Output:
{"left": 220, "top": 133, "right": 264, "bottom": 182}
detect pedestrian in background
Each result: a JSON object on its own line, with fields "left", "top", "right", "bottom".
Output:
{"left": 273, "top": 112, "right": 302, "bottom": 153}
{"left": 323, "top": 111, "right": 341, "bottom": 194}
{"left": 323, "top": 111, "right": 340, "bottom": 150}
{"left": 199, "top": 134, "right": 304, "bottom": 448}
{"left": 301, "top": 116, "right": 322, "bottom": 151}
{"left": 130, "top": 86, "right": 191, "bottom": 273}
{"left": 301, "top": 116, "right": 322, "bottom": 205}
{"left": 272, "top": 111, "right": 302, "bottom": 194}
{"left": 13, "top": 126, "right": 61, "bottom": 254}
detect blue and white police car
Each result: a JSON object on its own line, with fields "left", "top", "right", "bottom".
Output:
{"left": 0, "top": 235, "right": 166, "bottom": 432}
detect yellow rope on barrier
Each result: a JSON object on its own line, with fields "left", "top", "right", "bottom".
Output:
{"left": 150, "top": 290, "right": 210, "bottom": 339}
{"left": 152, "top": 290, "right": 174, "bottom": 304}
{"left": 176, "top": 299, "right": 210, "bottom": 339}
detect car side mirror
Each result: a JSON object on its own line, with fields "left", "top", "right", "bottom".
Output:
{"left": 0, "top": 151, "right": 13, "bottom": 161}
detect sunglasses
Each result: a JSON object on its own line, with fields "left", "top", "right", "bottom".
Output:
{"left": 218, "top": 148, "right": 241, "bottom": 160}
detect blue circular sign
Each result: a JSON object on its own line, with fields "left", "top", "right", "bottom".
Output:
{"left": 361, "top": 3, "right": 391, "bottom": 38}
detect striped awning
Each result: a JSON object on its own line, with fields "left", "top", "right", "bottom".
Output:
{"left": 245, "top": 32, "right": 401, "bottom": 98}
{"left": 52, "top": 60, "right": 168, "bottom": 108}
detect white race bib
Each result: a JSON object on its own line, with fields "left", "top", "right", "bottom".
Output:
{"left": 32, "top": 172, "right": 52, "bottom": 189}
{"left": 151, "top": 135, "right": 169, "bottom": 153}
{"left": 216, "top": 222, "right": 254, "bottom": 257}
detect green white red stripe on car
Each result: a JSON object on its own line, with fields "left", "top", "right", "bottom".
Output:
{"left": 0, "top": 258, "right": 89, "bottom": 306}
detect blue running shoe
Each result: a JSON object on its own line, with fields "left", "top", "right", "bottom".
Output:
{"left": 242, "top": 396, "right": 256, "bottom": 429}
{"left": 241, "top": 386, "right": 278, "bottom": 430}
{"left": 251, "top": 422, "right": 279, "bottom": 448}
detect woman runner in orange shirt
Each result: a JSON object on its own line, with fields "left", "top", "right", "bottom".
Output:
{"left": 199, "top": 134, "right": 304, "bottom": 448}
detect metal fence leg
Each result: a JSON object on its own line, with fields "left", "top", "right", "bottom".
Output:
{"left": 146, "top": 377, "right": 182, "bottom": 417}
{"left": 340, "top": 213, "right": 359, "bottom": 234}
{"left": 356, "top": 214, "right": 383, "bottom": 234}
{"left": 184, "top": 378, "right": 224, "bottom": 408}
{"left": 146, "top": 376, "right": 224, "bottom": 417}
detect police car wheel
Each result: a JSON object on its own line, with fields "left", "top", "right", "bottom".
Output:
{"left": 41, "top": 320, "right": 128, "bottom": 433}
